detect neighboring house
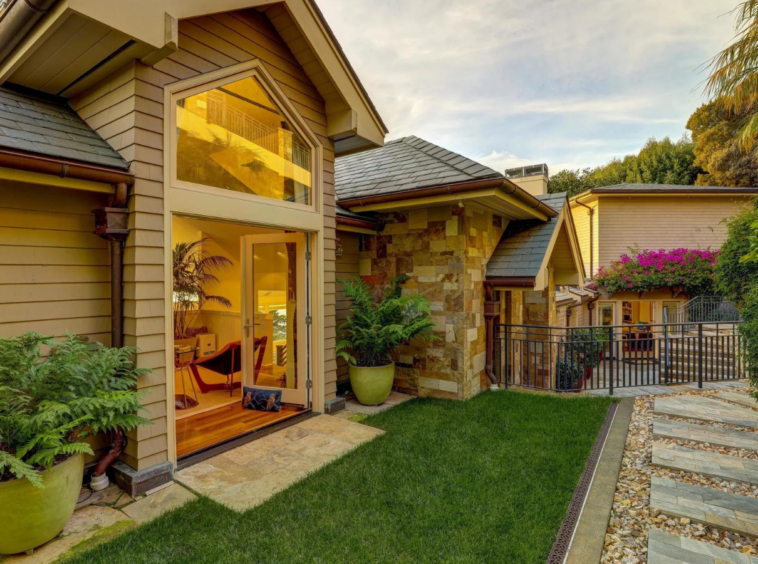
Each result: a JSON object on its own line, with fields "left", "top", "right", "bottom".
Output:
{"left": 334, "top": 137, "right": 584, "bottom": 399}
{"left": 568, "top": 183, "right": 758, "bottom": 327}
{"left": 0, "top": 0, "right": 386, "bottom": 494}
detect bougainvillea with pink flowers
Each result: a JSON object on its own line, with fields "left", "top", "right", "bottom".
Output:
{"left": 594, "top": 248, "right": 719, "bottom": 296}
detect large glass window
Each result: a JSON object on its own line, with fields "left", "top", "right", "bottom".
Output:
{"left": 176, "top": 75, "right": 312, "bottom": 205}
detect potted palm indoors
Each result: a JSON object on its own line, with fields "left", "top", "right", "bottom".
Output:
{"left": 0, "top": 333, "right": 150, "bottom": 555}
{"left": 173, "top": 239, "right": 232, "bottom": 347}
{"left": 336, "top": 275, "right": 436, "bottom": 405}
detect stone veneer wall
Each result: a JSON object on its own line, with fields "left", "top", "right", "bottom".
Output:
{"left": 358, "top": 203, "right": 505, "bottom": 400}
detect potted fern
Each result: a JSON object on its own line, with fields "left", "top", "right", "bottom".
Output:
{"left": 0, "top": 333, "right": 150, "bottom": 555}
{"left": 336, "top": 275, "right": 436, "bottom": 405}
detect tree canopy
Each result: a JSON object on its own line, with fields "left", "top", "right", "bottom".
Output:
{"left": 686, "top": 101, "right": 758, "bottom": 187}
{"left": 548, "top": 136, "right": 701, "bottom": 197}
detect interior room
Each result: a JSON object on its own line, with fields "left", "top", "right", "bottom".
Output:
{"left": 172, "top": 215, "right": 308, "bottom": 459}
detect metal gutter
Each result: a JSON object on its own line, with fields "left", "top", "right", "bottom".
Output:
{"left": 483, "top": 277, "right": 536, "bottom": 289}
{"left": 0, "top": 148, "right": 134, "bottom": 186}
{"left": 338, "top": 177, "right": 559, "bottom": 219}
{"left": 0, "top": 0, "right": 56, "bottom": 62}
{"left": 335, "top": 215, "right": 378, "bottom": 231}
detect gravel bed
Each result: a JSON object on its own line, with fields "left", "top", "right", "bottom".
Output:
{"left": 601, "top": 387, "right": 758, "bottom": 564}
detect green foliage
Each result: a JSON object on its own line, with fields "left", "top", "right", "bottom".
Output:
{"left": 173, "top": 239, "right": 232, "bottom": 339}
{"left": 714, "top": 201, "right": 758, "bottom": 303}
{"left": 548, "top": 136, "right": 701, "bottom": 196}
{"left": 0, "top": 333, "right": 151, "bottom": 487}
{"left": 705, "top": 0, "right": 758, "bottom": 152}
{"left": 336, "top": 275, "right": 437, "bottom": 367}
{"left": 568, "top": 328, "right": 609, "bottom": 369}
{"left": 687, "top": 102, "right": 758, "bottom": 187}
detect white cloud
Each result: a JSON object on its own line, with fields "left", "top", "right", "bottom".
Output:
{"left": 475, "top": 150, "right": 535, "bottom": 174}
{"left": 318, "top": 0, "right": 738, "bottom": 170}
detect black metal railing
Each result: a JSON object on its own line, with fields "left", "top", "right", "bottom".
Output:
{"left": 493, "top": 321, "right": 748, "bottom": 394}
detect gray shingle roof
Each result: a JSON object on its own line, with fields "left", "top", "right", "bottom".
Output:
{"left": 486, "top": 193, "right": 568, "bottom": 279}
{"left": 335, "top": 135, "right": 502, "bottom": 202}
{"left": 587, "top": 183, "right": 758, "bottom": 194}
{"left": 0, "top": 85, "right": 129, "bottom": 170}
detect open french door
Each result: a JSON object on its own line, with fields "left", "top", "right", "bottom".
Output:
{"left": 241, "top": 233, "right": 308, "bottom": 406}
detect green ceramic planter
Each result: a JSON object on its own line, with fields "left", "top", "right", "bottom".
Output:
{"left": 0, "top": 453, "right": 84, "bottom": 555}
{"left": 349, "top": 362, "right": 395, "bottom": 405}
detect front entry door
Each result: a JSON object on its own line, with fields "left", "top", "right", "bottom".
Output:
{"left": 241, "top": 233, "right": 307, "bottom": 406}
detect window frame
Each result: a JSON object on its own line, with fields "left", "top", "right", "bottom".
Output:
{"left": 169, "top": 63, "right": 321, "bottom": 213}
{"left": 598, "top": 302, "right": 615, "bottom": 326}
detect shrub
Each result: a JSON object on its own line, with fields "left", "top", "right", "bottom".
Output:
{"left": 594, "top": 248, "right": 718, "bottom": 296}
{"left": 714, "top": 202, "right": 758, "bottom": 304}
{"left": 0, "top": 333, "right": 150, "bottom": 487}
{"left": 336, "top": 275, "right": 437, "bottom": 367}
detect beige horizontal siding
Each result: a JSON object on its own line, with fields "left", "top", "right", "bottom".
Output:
{"left": 0, "top": 182, "right": 112, "bottom": 462}
{"left": 597, "top": 195, "right": 750, "bottom": 269}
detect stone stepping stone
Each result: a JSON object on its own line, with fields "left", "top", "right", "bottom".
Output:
{"left": 648, "top": 528, "right": 758, "bottom": 563}
{"left": 652, "top": 444, "right": 758, "bottom": 486}
{"left": 653, "top": 418, "right": 758, "bottom": 450}
{"left": 651, "top": 477, "right": 758, "bottom": 536}
{"left": 714, "top": 392, "right": 758, "bottom": 411}
{"left": 654, "top": 395, "right": 758, "bottom": 429}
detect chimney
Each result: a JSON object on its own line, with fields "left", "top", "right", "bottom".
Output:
{"left": 505, "top": 164, "right": 549, "bottom": 197}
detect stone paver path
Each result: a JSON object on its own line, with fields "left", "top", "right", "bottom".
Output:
{"left": 654, "top": 395, "right": 758, "bottom": 429}
{"left": 714, "top": 392, "right": 758, "bottom": 411}
{"left": 650, "top": 477, "right": 758, "bottom": 537}
{"left": 653, "top": 443, "right": 758, "bottom": 486}
{"left": 175, "top": 414, "right": 383, "bottom": 512}
{"left": 648, "top": 529, "right": 758, "bottom": 564}
{"left": 653, "top": 418, "right": 758, "bottom": 450}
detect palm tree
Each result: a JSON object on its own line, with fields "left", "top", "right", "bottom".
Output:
{"left": 706, "top": 0, "right": 758, "bottom": 151}
{"left": 173, "top": 239, "right": 233, "bottom": 339}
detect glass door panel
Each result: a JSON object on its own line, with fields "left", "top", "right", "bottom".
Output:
{"left": 241, "top": 233, "right": 307, "bottom": 406}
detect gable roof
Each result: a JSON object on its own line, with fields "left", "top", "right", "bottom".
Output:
{"left": 335, "top": 135, "right": 502, "bottom": 203}
{"left": 486, "top": 193, "right": 568, "bottom": 280}
{"left": 0, "top": 85, "right": 129, "bottom": 171}
{"left": 573, "top": 183, "right": 758, "bottom": 200}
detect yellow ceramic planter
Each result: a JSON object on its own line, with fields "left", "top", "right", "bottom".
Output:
{"left": 349, "top": 362, "right": 395, "bottom": 405}
{"left": 0, "top": 453, "right": 84, "bottom": 555}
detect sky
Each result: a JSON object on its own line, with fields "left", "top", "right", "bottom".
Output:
{"left": 317, "top": 0, "right": 741, "bottom": 174}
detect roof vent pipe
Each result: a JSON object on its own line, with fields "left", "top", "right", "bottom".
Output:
{"left": 0, "top": 0, "right": 57, "bottom": 63}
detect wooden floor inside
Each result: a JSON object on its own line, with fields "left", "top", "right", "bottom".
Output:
{"left": 176, "top": 403, "right": 304, "bottom": 458}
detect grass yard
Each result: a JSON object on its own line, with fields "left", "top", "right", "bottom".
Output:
{"left": 66, "top": 391, "right": 613, "bottom": 564}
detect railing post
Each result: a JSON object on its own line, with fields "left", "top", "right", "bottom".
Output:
{"left": 608, "top": 326, "right": 614, "bottom": 396}
{"left": 698, "top": 323, "right": 703, "bottom": 389}
{"left": 663, "top": 322, "right": 669, "bottom": 386}
{"left": 503, "top": 324, "right": 509, "bottom": 389}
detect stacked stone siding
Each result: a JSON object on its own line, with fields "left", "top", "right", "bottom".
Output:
{"left": 358, "top": 203, "right": 505, "bottom": 400}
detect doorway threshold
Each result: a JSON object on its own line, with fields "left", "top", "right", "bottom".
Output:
{"left": 177, "top": 408, "right": 315, "bottom": 471}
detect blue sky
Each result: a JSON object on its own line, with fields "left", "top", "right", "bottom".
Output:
{"left": 318, "top": 0, "right": 740, "bottom": 174}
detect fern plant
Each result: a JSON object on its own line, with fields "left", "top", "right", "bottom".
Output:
{"left": 336, "top": 275, "right": 437, "bottom": 367}
{"left": 0, "top": 333, "right": 151, "bottom": 487}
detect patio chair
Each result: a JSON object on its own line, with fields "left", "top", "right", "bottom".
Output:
{"left": 190, "top": 337, "right": 267, "bottom": 396}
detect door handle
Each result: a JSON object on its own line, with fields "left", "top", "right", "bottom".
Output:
{"left": 244, "top": 319, "right": 254, "bottom": 337}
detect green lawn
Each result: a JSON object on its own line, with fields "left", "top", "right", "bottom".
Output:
{"left": 66, "top": 391, "right": 612, "bottom": 564}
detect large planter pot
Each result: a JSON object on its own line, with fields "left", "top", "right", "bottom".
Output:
{"left": 0, "top": 453, "right": 84, "bottom": 555}
{"left": 349, "top": 362, "right": 395, "bottom": 405}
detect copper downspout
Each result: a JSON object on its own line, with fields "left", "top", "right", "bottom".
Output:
{"left": 338, "top": 177, "right": 559, "bottom": 220}
{"left": 91, "top": 182, "right": 130, "bottom": 489}
{"left": 0, "top": 148, "right": 134, "bottom": 186}
{"left": 574, "top": 194, "right": 594, "bottom": 279}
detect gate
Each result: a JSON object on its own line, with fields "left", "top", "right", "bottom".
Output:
{"left": 493, "top": 321, "right": 748, "bottom": 394}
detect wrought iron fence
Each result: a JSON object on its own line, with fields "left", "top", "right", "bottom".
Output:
{"left": 493, "top": 321, "right": 748, "bottom": 394}
{"left": 666, "top": 296, "right": 741, "bottom": 325}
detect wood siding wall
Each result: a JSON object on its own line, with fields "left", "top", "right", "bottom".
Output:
{"left": 335, "top": 231, "right": 360, "bottom": 383}
{"left": 0, "top": 183, "right": 112, "bottom": 462}
{"left": 571, "top": 200, "right": 597, "bottom": 277}
{"left": 596, "top": 195, "right": 749, "bottom": 270}
{"left": 70, "top": 7, "right": 336, "bottom": 470}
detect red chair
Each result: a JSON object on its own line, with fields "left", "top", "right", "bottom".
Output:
{"left": 190, "top": 337, "right": 267, "bottom": 396}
